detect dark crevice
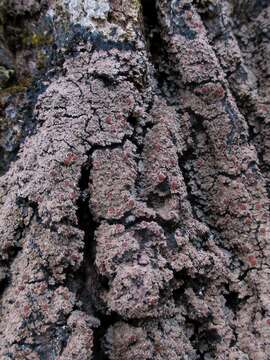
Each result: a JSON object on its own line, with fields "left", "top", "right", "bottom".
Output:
{"left": 0, "top": 259, "right": 14, "bottom": 298}
{"left": 74, "top": 156, "right": 123, "bottom": 359}
{"left": 73, "top": 158, "right": 105, "bottom": 355}
{"left": 172, "top": 270, "right": 209, "bottom": 304}
{"left": 141, "top": 0, "right": 169, "bottom": 88}
{"left": 141, "top": 0, "right": 160, "bottom": 61}
{"left": 92, "top": 312, "right": 121, "bottom": 360}
{"left": 186, "top": 318, "right": 217, "bottom": 359}
{"left": 188, "top": 316, "right": 221, "bottom": 358}
{"left": 224, "top": 290, "right": 240, "bottom": 313}
{"left": 75, "top": 157, "right": 98, "bottom": 297}
{"left": 224, "top": 286, "right": 252, "bottom": 318}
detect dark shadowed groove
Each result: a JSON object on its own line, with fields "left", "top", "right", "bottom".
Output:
{"left": 141, "top": 0, "right": 168, "bottom": 88}
{"left": 141, "top": 0, "right": 160, "bottom": 60}
{"left": 76, "top": 159, "right": 96, "bottom": 279}
{"left": 74, "top": 155, "right": 122, "bottom": 359}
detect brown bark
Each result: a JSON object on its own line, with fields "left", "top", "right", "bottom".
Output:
{"left": 0, "top": 0, "right": 270, "bottom": 359}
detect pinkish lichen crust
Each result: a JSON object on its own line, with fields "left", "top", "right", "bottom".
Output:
{"left": 0, "top": 0, "right": 270, "bottom": 359}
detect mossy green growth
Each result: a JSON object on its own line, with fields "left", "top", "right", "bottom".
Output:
{"left": 0, "top": 66, "right": 14, "bottom": 89}
{"left": 21, "top": 31, "right": 53, "bottom": 48}
{"left": 31, "top": 33, "right": 53, "bottom": 47}
{"left": 36, "top": 50, "right": 48, "bottom": 70}
{"left": 0, "top": 116, "right": 6, "bottom": 128}
{"left": 131, "top": 0, "right": 141, "bottom": 10}
{"left": 0, "top": 77, "right": 32, "bottom": 97}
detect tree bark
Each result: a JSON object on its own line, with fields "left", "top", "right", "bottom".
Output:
{"left": 0, "top": 0, "right": 270, "bottom": 359}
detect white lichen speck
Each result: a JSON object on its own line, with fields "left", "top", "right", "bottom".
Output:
{"left": 63, "top": 0, "right": 110, "bottom": 28}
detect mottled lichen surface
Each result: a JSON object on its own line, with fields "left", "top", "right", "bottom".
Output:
{"left": 0, "top": 0, "right": 270, "bottom": 359}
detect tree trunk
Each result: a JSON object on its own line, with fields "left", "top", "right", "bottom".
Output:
{"left": 0, "top": 0, "right": 270, "bottom": 359}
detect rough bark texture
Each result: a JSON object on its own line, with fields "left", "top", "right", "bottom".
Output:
{"left": 0, "top": 0, "right": 270, "bottom": 359}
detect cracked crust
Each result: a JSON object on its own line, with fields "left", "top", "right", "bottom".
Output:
{"left": 0, "top": 0, "right": 270, "bottom": 359}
